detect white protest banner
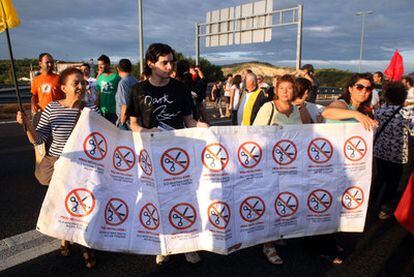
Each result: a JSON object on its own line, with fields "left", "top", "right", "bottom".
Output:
{"left": 36, "top": 108, "right": 373, "bottom": 255}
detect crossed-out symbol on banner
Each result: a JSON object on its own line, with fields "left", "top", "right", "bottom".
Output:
{"left": 308, "top": 138, "right": 333, "bottom": 164}
{"left": 307, "top": 189, "right": 332, "bottom": 213}
{"left": 202, "top": 143, "right": 229, "bottom": 171}
{"left": 272, "top": 140, "right": 297, "bottom": 165}
{"left": 139, "top": 149, "right": 153, "bottom": 176}
{"left": 344, "top": 136, "right": 367, "bottom": 161}
{"left": 161, "top": 147, "right": 190, "bottom": 175}
{"left": 169, "top": 203, "right": 197, "bottom": 230}
{"left": 105, "top": 198, "right": 129, "bottom": 226}
{"left": 240, "top": 196, "right": 266, "bottom": 222}
{"left": 139, "top": 202, "right": 160, "bottom": 230}
{"left": 113, "top": 146, "right": 136, "bottom": 171}
{"left": 238, "top": 142, "right": 262, "bottom": 168}
{"left": 65, "top": 188, "right": 96, "bottom": 217}
{"left": 208, "top": 201, "right": 231, "bottom": 229}
{"left": 342, "top": 186, "right": 364, "bottom": 210}
{"left": 275, "top": 192, "right": 299, "bottom": 217}
{"left": 83, "top": 132, "right": 107, "bottom": 160}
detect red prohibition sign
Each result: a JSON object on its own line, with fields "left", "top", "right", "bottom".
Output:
{"left": 275, "top": 192, "right": 299, "bottom": 217}
{"left": 342, "top": 186, "right": 364, "bottom": 210}
{"left": 307, "top": 138, "right": 333, "bottom": 164}
{"left": 65, "top": 188, "right": 96, "bottom": 217}
{"left": 104, "top": 198, "right": 129, "bottom": 226}
{"left": 139, "top": 149, "right": 153, "bottom": 176}
{"left": 161, "top": 147, "right": 190, "bottom": 176}
{"left": 208, "top": 201, "right": 231, "bottom": 229}
{"left": 169, "top": 203, "right": 197, "bottom": 230}
{"left": 239, "top": 196, "right": 266, "bottom": 222}
{"left": 237, "top": 141, "right": 262, "bottom": 168}
{"left": 201, "top": 143, "right": 229, "bottom": 172}
{"left": 307, "top": 189, "right": 332, "bottom": 213}
{"left": 139, "top": 202, "right": 160, "bottom": 230}
{"left": 272, "top": 140, "right": 298, "bottom": 166}
{"left": 83, "top": 132, "right": 108, "bottom": 160}
{"left": 112, "top": 146, "right": 136, "bottom": 171}
{"left": 343, "top": 136, "right": 367, "bottom": 162}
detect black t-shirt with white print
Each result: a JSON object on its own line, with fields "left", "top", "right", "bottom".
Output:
{"left": 127, "top": 78, "right": 194, "bottom": 129}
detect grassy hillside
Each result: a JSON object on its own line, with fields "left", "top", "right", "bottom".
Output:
{"left": 220, "top": 61, "right": 355, "bottom": 87}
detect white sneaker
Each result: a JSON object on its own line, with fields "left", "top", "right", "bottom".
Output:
{"left": 184, "top": 252, "right": 201, "bottom": 264}
{"left": 156, "top": 254, "right": 170, "bottom": 265}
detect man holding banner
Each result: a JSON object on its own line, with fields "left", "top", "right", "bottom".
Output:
{"left": 127, "top": 43, "right": 208, "bottom": 264}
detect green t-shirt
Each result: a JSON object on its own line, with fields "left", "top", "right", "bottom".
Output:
{"left": 96, "top": 73, "right": 121, "bottom": 114}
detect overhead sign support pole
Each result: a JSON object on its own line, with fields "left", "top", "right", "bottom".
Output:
{"left": 138, "top": 0, "right": 144, "bottom": 75}
{"left": 195, "top": 22, "right": 200, "bottom": 66}
{"left": 196, "top": 1, "right": 303, "bottom": 70}
{"left": 296, "top": 4, "right": 303, "bottom": 70}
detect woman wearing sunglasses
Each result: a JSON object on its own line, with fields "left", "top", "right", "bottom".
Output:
{"left": 322, "top": 73, "right": 378, "bottom": 130}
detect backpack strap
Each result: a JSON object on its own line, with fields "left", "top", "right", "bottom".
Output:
{"left": 267, "top": 102, "right": 276, "bottom": 125}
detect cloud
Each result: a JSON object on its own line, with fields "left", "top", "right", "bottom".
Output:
{"left": 303, "top": 25, "right": 337, "bottom": 33}
{"left": 0, "top": 0, "right": 413, "bottom": 73}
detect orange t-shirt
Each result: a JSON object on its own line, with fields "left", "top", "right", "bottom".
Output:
{"left": 31, "top": 73, "right": 64, "bottom": 110}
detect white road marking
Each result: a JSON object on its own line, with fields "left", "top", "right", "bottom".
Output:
{"left": 0, "top": 229, "right": 59, "bottom": 271}
{"left": 0, "top": 121, "right": 17, "bottom": 125}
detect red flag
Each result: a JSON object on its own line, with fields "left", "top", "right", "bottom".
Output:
{"left": 384, "top": 50, "right": 404, "bottom": 81}
{"left": 394, "top": 172, "right": 414, "bottom": 234}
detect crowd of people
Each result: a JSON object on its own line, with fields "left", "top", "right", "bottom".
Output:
{"left": 15, "top": 43, "right": 414, "bottom": 269}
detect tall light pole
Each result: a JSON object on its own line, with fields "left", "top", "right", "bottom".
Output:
{"left": 138, "top": 0, "right": 144, "bottom": 75}
{"left": 356, "top": 10, "right": 373, "bottom": 73}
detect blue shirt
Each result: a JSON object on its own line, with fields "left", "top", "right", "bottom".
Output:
{"left": 116, "top": 75, "right": 139, "bottom": 119}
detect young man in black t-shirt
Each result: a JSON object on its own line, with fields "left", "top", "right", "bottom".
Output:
{"left": 127, "top": 43, "right": 208, "bottom": 132}
{"left": 127, "top": 43, "right": 207, "bottom": 265}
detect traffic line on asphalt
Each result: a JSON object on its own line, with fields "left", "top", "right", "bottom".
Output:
{"left": 0, "top": 229, "right": 59, "bottom": 272}
{"left": 0, "top": 120, "right": 17, "bottom": 125}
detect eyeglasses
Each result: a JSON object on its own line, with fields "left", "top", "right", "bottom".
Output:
{"left": 354, "top": 84, "right": 372, "bottom": 92}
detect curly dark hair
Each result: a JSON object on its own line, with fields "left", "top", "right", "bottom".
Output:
{"left": 383, "top": 82, "right": 407, "bottom": 106}
{"left": 293, "top": 77, "right": 312, "bottom": 100}
{"left": 338, "top": 73, "right": 374, "bottom": 116}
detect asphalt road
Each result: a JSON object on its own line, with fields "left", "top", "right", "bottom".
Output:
{"left": 1, "top": 122, "right": 414, "bottom": 277}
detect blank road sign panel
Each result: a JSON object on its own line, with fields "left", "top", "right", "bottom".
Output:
{"left": 206, "top": 7, "right": 234, "bottom": 47}
{"left": 205, "top": 0, "right": 272, "bottom": 47}
{"left": 235, "top": 0, "right": 273, "bottom": 44}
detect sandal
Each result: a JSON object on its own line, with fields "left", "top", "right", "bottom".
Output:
{"left": 320, "top": 254, "right": 343, "bottom": 265}
{"left": 83, "top": 250, "right": 97, "bottom": 269}
{"left": 263, "top": 244, "right": 283, "bottom": 265}
{"left": 60, "top": 241, "right": 71, "bottom": 257}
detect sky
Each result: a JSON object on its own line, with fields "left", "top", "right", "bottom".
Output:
{"left": 1, "top": 0, "right": 413, "bottom": 73}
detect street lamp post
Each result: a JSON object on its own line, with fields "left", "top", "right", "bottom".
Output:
{"left": 356, "top": 10, "right": 373, "bottom": 73}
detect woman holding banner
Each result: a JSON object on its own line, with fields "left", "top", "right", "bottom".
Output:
{"left": 253, "top": 74, "right": 301, "bottom": 265}
{"left": 16, "top": 67, "right": 99, "bottom": 269}
{"left": 312, "top": 73, "right": 379, "bottom": 264}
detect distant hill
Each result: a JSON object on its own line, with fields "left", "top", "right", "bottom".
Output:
{"left": 220, "top": 61, "right": 294, "bottom": 80}
{"left": 219, "top": 61, "right": 355, "bottom": 87}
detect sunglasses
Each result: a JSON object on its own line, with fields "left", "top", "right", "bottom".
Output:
{"left": 354, "top": 84, "right": 372, "bottom": 92}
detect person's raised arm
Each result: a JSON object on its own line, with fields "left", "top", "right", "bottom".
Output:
{"left": 16, "top": 111, "right": 38, "bottom": 144}
{"left": 322, "top": 101, "right": 378, "bottom": 130}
